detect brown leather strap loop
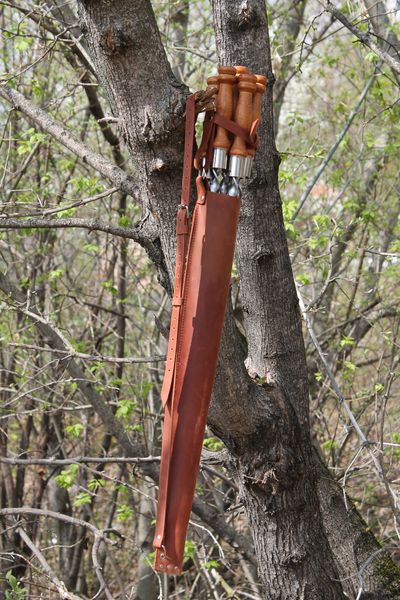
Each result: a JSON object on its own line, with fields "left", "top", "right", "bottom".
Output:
{"left": 194, "top": 110, "right": 215, "bottom": 171}
{"left": 181, "top": 94, "right": 197, "bottom": 207}
{"left": 213, "top": 113, "right": 255, "bottom": 147}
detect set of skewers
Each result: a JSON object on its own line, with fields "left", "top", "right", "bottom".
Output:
{"left": 199, "top": 65, "right": 267, "bottom": 198}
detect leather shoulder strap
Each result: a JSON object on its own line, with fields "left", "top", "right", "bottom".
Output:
{"left": 180, "top": 94, "right": 196, "bottom": 207}
{"left": 160, "top": 94, "right": 196, "bottom": 406}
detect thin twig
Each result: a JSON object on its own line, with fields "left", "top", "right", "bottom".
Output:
{"left": 16, "top": 526, "right": 82, "bottom": 600}
{"left": 0, "top": 455, "right": 160, "bottom": 466}
{"left": 296, "top": 283, "right": 400, "bottom": 528}
{"left": 0, "top": 86, "right": 138, "bottom": 197}
{"left": 0, "top": 216, "right": 145, "bottom": 243}
{"left": 325, "top": 2, "right": 400, "bottom": 76}
{"left": 292, "top": 68, "right": 379, "bottom": 220}
{"left": 1, "top": 507, "right": 116, "bottom": 542}
{"left": 3, "top": 341, "right": 165, "bottom": 364}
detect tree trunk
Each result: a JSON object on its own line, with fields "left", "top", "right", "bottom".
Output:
{"left": 76, "top": 0, "right": 399, "bottom": 598}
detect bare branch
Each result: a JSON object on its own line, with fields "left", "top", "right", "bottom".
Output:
{"left": 293, "top": 68, "right": 378, "bottom": 220}
{"left": 296, "top": 282, "right": 400, "bottom": 527}
{"left": 0, "top": 456, "right": 160, "bottom": 466}
{"left": 1, "top": 507, "right": 116, "bottom": 542}
{"left": 0, "top": 272, "right": 255, "bottom": 566}
{"left": 0, "top": 86, "right": 138, "bottom": 197}
{"left": 4, "top": 342, "right": 165, "bottom": 364}
{"left": 17, "top": 526, "right": 82, "bottom": 600}
{"left": 0, "top": 216, "right": 145, "bottom": 243}
{"left": 325, "top": 2, "right": 400, "bottom": 76}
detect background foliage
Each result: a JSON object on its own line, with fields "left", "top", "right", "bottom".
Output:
{"left": 0, "top": 0, "right": 399, "bottom": 597}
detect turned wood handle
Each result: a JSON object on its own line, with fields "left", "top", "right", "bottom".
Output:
{"left": 234, "top": 65, "right": 250, "bottom": 76}
{"left": 248, "top": 75, "right": 267, "bottom": 157}
{"left": 206, "top": 75, "right": 219, "bottom": 95}
{"left": 213, "top": 66, "right": 236, "bottom": 150}
{"left": 230, "top": 73, "right": 256, "bottom": 157}
{"left": 233, "top": 66, "right": 250, "bottom": 112}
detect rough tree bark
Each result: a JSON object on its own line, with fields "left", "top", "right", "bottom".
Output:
{"left": 36, "top": 0, "right": 400, "bottom": 598}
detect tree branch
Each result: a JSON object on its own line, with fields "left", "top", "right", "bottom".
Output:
{"left": 3, "top": 342, "right": 165, "bottom": 364}
{"left": 0, "top": 271, "right": 256, "bottom": 566}
{"left": 1, "top": 507, "right": 115, "bottom": 541}
{"left": 0, "top": 456, "right": 160, "bottom": 466}
{"left": 0, "top": 216, "right": 145, "bottom": 242}
{"left": 293, "top": 68, "right": 378, "bottom": 220}
{"left": 325, "top": 1, "right": 400, "bottom": 76}
{"left": 0, "top": 86, "right": 138, "bottom": 197}
{"left": 17, "top": 526, "right": 82, "bottom": 600}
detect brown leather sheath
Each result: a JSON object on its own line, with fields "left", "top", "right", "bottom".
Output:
{"left": 153, "top": 95, "right": 241, "bottom": 575}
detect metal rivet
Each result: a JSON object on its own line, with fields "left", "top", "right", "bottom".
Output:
{"left": 159, "top": 564, "right": 164, "bottom": 570}
{"left": 174, "top": 566, "right": 179, "bottom": 573}
{"left": 160, "top": 553, "right": 165, "bottom": 560}
{"left": 156, "top": 535, "right": 161, "bottom": 540}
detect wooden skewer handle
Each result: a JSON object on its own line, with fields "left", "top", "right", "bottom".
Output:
{"left": 248, "top": 75, "right": 267, "bottom": 158}
{"left": 233, "top": 66, "right": 250, "bottom": 113}
{"left": 213, "top": 66, "right": 236, "bottom": 151}
{"left": 234, "top": 65, "right": 250, "bottom": 76}
{"left": 206, "top": 75, "right": 219, "bottom": 95}
{"left": 230, "top": 73, "right": 256, "bottom": 157}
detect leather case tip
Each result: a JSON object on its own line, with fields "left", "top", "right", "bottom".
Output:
{"left": 154, "top": 549, "right": 182, "bottom": 575}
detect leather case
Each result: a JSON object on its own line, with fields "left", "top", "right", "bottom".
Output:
{"left": 153, "top": 185, "right": 240, "bottom": 574}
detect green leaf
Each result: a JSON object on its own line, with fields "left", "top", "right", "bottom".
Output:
{"left": 313, "top": 214, "right": 331, "bottom": 230}
{"left": 65, "top": 423, "right": 84, "bottom": 439}
{"left": 118, "top": 215, "right": 131, "bottom": 228}
{"left": 116, "top": 398, "right": 137, "bottom": 419}
{"left": 55, "top": 464, "right": 79, "bottom": 489}
{"left": 116, "top": 503, "right": 133, "bottom": 522}
{"left": 83, "top": 243, "right": 99, "bottom": 254}
{"left": 101, "top": 279, "right": 118, "bottom": 295}
{"left": 340, "top": 336, "right": 355, "bottom": 348}
{"left": 56, "top": 204, "right": 77, "bottom": 218}
{"left": 202, "top": 559, "right": 220, "bottom": 570}
{"left": 88, "top": 478, "right": 105, "bottom": 492}
{"left": 184, "top": 540, "right": 196, "bottom": 561}
{"left": 5, "top": 571, "right": 26, "bottom": 599}
{"left": 203, "top": 437, "right": 224, "bottom": 451}
{"left": 69, "top": 176, "right": 102, "bottom": 195}
{"left": 74, "top": 492, "right": 92, "bottom": 507}
{"left": 127, "top": 423, "right": 143, "bottom": 432}
{"left": 282, "top": 199, "right": 298, "bottom": 236}
{"left": 48, "top": 268, "right": 64, "bottom": 282}
{"left": 322, "top": 439, "right": 339, "bottom": 451}
{"left": 297, "top": 273, "right": 311, "bottom": 286}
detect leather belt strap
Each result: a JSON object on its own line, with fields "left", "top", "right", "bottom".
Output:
{"left": 155, "top": 95, "right": 196, "bottom": 561}
{"left": 160, "top": 94, "right": 195, "bottom": 406}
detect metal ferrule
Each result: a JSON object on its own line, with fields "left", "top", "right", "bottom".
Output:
{"left": 212, "top": 147, "right": 228, "bottom": 170}
{"left": 229, "top": 155, "right": 245, "bottom": 179}
{"left": 244, "top": 156, "right": 253, "bottom": 179}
